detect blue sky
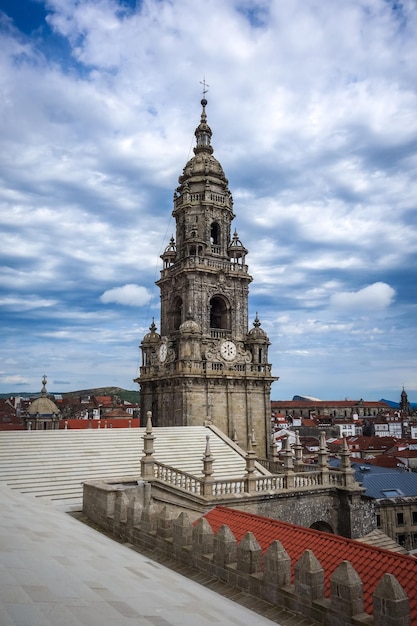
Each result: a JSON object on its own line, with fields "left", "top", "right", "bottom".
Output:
{"left": 0, "top": 0, "right": 416, "bottom": 401}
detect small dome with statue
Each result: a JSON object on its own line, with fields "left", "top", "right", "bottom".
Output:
{"left": 25, "top": 375, "right": 61, "bottom": 430}
{"left": 141, "top": 320, "right": 161, "bottom": 345}
{"left": 247, "top": 313, "right": 269, "bottom": 342}
{"left": 177, "top": 99, "right": 230, "bottom": 193}
{"left": 28, "top": 375, "right": 61, "bottom": 417}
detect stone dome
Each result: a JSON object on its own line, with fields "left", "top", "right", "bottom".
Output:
{"left": 247, "top": 313, "right": 269, "bottom": 341}
{"left": 177, "top": 99, "right": 230, "bottom": 193}
{"left": 142, "top": 320, "right": 161, "bottom": 344}
{"left": 179, "top": 311, "right": 201, "bottom": 335}
{"left": 28, "top": 376, "right": 60, "bottom": 417}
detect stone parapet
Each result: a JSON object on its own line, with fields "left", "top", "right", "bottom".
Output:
{"left": 83, "top": 480, "right": 411, "bottom": 626}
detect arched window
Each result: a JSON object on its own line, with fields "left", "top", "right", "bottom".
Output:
{"left": 210, "top": 296, "right": 229, "bottom": 329}
{"left": 210, "top": 222, "right": 220, "bottom": 245}
{"left": 310, "top": 521, "right": 334, "bottom": 533}
{"left": 171, "top": 296, "right": 183, "bottom": 331}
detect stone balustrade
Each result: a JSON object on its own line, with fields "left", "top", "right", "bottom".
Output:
{"left": 82, "top": 483, "right": 411, "bottom": 626}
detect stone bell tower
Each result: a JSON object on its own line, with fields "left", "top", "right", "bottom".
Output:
{"left": 135, "top": 98, "right": 277, "bottom": 456}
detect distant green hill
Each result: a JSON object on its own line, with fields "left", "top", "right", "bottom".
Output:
{"left": 0, "top": 388, "right": 140, "bottom": 403}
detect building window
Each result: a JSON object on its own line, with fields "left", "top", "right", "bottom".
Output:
{"left": 412, "top": 511, "right": 417, "bottom": 525}
{"left": 382, "top": 489, "right": 402, "bottom": 498}
{"left": 376, "top": 514, "right": 381, "bottom": 528}
{"left": 397, "top": 512, "right": 405, "bottom": 526}
{"left": 396, "top": 534, "right": 406, "bottom": 546}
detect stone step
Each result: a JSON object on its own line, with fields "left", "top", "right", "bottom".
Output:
{"left": 0, "top": 426, "right": 264, "bottom": 510}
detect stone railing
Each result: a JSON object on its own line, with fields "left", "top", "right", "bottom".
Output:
{"left": 150, "top": 463, "right": 347, "bottom": 496}
{"left": 139, "top": 415, "right": 357, "bottom": 500}
{"left": 82, "top": 483, "right": 413, "bottom": 626}
{"left": 141, "top": 360, "right": 273, "bottom": 379}
{"left": 153, "top": 462, "right": 203, "bottom": 494}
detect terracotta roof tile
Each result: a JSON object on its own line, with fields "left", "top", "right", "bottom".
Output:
{"left": 202, "top": 506, "right": 417, "bottom": 621}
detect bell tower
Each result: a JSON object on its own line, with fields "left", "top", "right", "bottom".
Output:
{"left": 135, "top": 98, "right": 277, "bottom": 456}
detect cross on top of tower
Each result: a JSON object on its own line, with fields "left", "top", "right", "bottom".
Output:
{"left": 200, "top": 77, "right": 209, "bottom": 97}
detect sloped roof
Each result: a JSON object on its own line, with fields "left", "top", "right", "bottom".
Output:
{"left": 348, "top": 435, "right": 400, "bottom": 450}
{"left": 203, "top": 506, "right": 417, "bottom": 621}
{"left": 362, "top": 471, "right": 417, "bottom": 499}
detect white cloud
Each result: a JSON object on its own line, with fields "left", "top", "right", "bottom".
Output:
{"left": 0, "top": 374, "right": 29, "bottom": 385}
{"left": 0, "top": 296, "right": 58, "bottom": 311}
{"left": 0, "top": 0, "right": 416, "bottom": 400}
{"left": 100, "top": 284, "right": 152, "bottom": 307}
{"left": 329, "top": 282, "right": 396, "bottom": 311}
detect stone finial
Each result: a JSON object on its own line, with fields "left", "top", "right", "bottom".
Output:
{"left": 156, "top": 506, "right": 174, "bottom": 539}
{"left": 146, "top": 411, "right": 153, "bottom": 434}
{"left": 294, "top": 430, "right": 303, "bottom": 467}
{"left": 263, "top": 540, "right": 291, "bottom": 586}
{"left": 173, "top": 512, "right": 193, "bottom": 548}
{"left": 202, "top": 434, "right": 215, "bottom": 496}
{"left": 141, "top": 411, "right": 155, "bottom": 479}
{"left": 245, "top": 432, "right": 257, "bottom": 492}
{"left": 373, "top": 573, "right": 410, "bottom": 626}
{"left": 140, "top": 502, "right": 159, "bottom": 533}
{"left": 192, "top": 518, "right": 214, "bottom": 555}
{"left": 318, "top": 430, "right": 329, "bottom": 467}
{"left": 214, "top": 524, "right": 237, "bottom": 567}
{"left": 282, "top": 435, "right": 294, "bottom": 471}
{"left": 295, "top": 550, "right": 325, "bottom": 602}
{"left": 330, "top": 560, "right": 364, "bottom": 617}
{"left": 237, "top": 531, "right": 262, "bottom": 575}
{"left": 340, "top": 433, "right": 356, "bottom": 486}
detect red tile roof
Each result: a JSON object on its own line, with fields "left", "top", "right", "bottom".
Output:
{"left": 203, "top": 506, "right": 417, "bottom": 621}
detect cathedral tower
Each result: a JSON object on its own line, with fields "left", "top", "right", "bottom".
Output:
{"left": 135, "top": 98, "right": 277, "bottom": 456}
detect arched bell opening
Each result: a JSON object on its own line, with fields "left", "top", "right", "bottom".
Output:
{"left": 210, "top": 222, "right": 221, "bottom": 254}
{"left": 209, "top": 295, "right": 230, "bottom": 330}
{"left": 170, "top": 296, "right": 183, "bottom": 331}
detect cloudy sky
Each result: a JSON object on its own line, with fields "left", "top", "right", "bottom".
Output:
{"left": 0, "top": 0, "right": 416, "bottom": 401}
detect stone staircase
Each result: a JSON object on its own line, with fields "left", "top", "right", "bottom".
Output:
{"left": 0, "top": 426, "right": 265, "bottom": 510}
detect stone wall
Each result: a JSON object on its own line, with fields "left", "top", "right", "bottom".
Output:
{"left": 83, "top": 480, "right": 411, "bottom": 626}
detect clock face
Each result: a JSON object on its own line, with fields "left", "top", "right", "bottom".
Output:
{"left": 159, "top": 343, "right": 167, "bottom": 362}
{"left": 220, "top": 340, "right": 237, "bottom": 361}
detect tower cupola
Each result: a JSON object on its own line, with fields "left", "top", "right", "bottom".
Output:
{"left": 194, "top": 98, "right": 213, "bottom": 154}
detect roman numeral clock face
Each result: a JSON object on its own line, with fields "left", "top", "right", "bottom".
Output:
{"left": 159, "top": 343, "right": 167, "bottom": 362}
{"left": 220, "top": 340, "right": 237, "bottom": 361}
